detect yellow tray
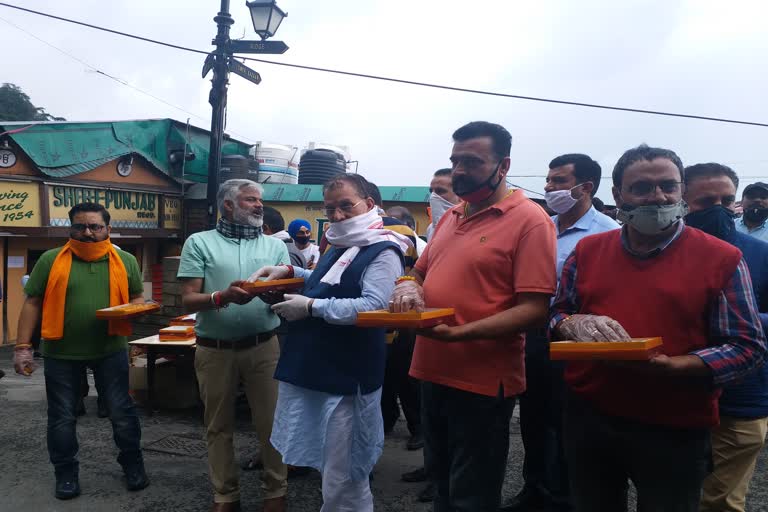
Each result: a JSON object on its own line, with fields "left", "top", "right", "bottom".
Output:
{"left": 95, "top": 302, "right": 161, "bottom": 320}
{"left": 158, "top": 325, "right": 196, "bottom": 342}
{"left": 169, "top": 313, "right": 196, "bottom": 326}
{"left": 550, "top": 337, "right": 663, "bottom": 361}
{"left": 356, "top": 308, "right": 455, "bottom": 329}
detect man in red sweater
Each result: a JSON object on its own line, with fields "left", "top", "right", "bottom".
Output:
{"left": 550, "top": 144, "right": 766, "bottom": 511}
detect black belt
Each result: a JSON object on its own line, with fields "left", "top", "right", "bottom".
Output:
{"left": 196, "top": 331, "right": 276, "bottom": 350}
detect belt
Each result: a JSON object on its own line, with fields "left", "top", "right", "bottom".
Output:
{"left": 196, "top": 330, "right": 276, "bottom": 350}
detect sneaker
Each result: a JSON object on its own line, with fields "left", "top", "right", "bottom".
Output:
{"left": 125, "top": 465, "right": 150, "bottom": 491}
{"left": 417, "top": 482, "right": 435, "bottom": 503}
{"left": 401, "top": 466, "right": 428, "bottom": 483}
{"left": 55, "top": 476, "right": 81, "bottom": 500}
{"left": 406, "top": 431, "right": 424, "bottom": 450}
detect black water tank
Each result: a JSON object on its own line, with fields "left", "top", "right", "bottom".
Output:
{"left": 298, "top": 149, "right": 347, "bottom": 184}
{"left": 219, "top": 155, "right": 259, "bottom": 182}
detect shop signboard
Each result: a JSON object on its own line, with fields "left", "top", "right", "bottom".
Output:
{"left": 163, "top": 196, "right": 182, "bottom": 230}
{"left": 49, "top": 184, "right": 159, "bottom": 228}
{"left": 0, "top": 181, "right": 42, "bottom": 227}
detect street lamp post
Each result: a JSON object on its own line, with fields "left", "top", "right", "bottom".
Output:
{"left": 204, "top": 0, "right": 289, "bottom": 229}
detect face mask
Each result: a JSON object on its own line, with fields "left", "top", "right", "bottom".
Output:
{"left": 685, "top": 206, "right": 735, "bottom": 240}
{"left": 617, "top": 201, "right": 688, "bottom": 235}
{"left": 429, "top": 192, "right": 455, "bottom": 227}
{"left": 294, "top": 235, "right": 310, "bottom": 245}
{"left": 544, "top": 185, "right": 583, "bottom": 214}
{"left": 452, "top": 161, "right": 503, "bottom": 203}
{"left": 743, "top": 206, "right": 768, "bottom": 225}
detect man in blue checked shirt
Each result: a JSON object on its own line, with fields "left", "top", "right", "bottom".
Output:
{"left": 549, "top": 145, "right": 766, "bottom": 512}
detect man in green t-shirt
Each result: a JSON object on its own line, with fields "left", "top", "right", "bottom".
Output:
{"left": 178, "top": 179, "right": 289, "bottom": 512}
{"left": 13, "top": 202, "right": 149, "bottom": 501}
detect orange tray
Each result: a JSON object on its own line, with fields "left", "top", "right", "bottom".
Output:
{"left": 550, "top": 337, "right": 663, "bottom": 361}
{"left": 242, "top": 278, "right": 305, "bottom": 293}
{"left": 95, "top": 302, "right": 161, "bottom": 320}
{"left": 169, "top": 313, "right": 196, "bottom": 326}
{"left": 356, "top": 308, "right": 455, "bottom": 329}
{"left": 158, "top": 325, "right": 196, "bottom": 342}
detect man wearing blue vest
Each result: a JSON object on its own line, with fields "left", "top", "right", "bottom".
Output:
{"left": 250, "top": 173, "right": 409, "bottom": 512}
{"left": 683, "top": 163, "right": 768, "bottom": 512}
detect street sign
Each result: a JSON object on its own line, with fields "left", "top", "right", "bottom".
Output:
{"left": 201, "top": 54, "right": 215, "bottom": 78}
{"left": 229, "top": 59, "right": 262, "bottom": 85}
{"left": 229, "top": 40, "right": 289, "bottom": 54}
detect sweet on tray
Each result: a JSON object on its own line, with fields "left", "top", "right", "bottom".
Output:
{"left": 550, "top": 337, "right": 663, "bottom": 361}
{"left": 95, "top": 302, "right": 161, "bottom": 320}
{"left": 241, "top": 278, "right": 305, "bottom": 293}
{"left": 356, "top": 308, "right": 455, "bottom": 329}
{"left": 158, "top": 325, "right": 196, "bottom": 342}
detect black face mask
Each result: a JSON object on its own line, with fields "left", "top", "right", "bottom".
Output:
{"left": 451, "top": 161, "right": 504, "bottom": 203}
{"left": 743, "top": 206, "right": 768, "bottom": 225}
{"left": 293, "top": 235, "right": 310, "bottom": 245}
{"left": 685, "top": 205, "right": 735, "bottom": 240}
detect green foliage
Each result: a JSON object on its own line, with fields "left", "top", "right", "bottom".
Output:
{"left": 0, "top": 83, "right": 65, "bottom": 122}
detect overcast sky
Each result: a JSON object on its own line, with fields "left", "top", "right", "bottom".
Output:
{"left": 2, "top": 0, "right": 767, "bottom": 203}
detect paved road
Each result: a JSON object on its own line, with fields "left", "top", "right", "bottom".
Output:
{"left": 1, "top": 347, "right": 766, "bottom": 511}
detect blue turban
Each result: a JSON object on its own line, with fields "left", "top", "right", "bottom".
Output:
{"left": 288, "top": 219, "right": 311, "bottom": 238}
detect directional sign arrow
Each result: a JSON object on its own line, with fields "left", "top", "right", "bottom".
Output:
{"left": 201, "top": 54, "right": 215, "bottom": 78}
{"left": 229, "top": 40, "right": 289, "bottom": 54}
{"left": 229, "top": 59, "right": 262, "bottom": 85}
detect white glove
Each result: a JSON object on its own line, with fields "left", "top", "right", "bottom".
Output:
{"left": 556, "top": 314, "right": 631, "bottom": 342}
{"left": 248, "top": 265, "right": 290, "bottom": 282}
{"left": 13, "top": 347, "right": 37, "bottom": 376}
{"left": 271, "top": 294, "right": 312, "bottom": 322}
{"left": 388, "top": 279, "right": 425, "bottom": 313}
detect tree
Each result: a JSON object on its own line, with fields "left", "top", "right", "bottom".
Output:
{"left": 0, "top": 83, "right": 65, "bottom": 122}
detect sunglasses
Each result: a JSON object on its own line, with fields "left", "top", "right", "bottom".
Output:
{"left": 626, "top": 180, "right": 683, "bottom": 197}
{"left": 70, "top": 223, "right": 106, "bottom": 233}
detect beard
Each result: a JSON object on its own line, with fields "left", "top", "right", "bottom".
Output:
{"left": 233, "top": 205, "right": 264, "bottom": 227}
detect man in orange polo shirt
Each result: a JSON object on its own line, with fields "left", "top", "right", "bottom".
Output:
{"left": 390, "top": 121, "right": 557, "bottom": 511}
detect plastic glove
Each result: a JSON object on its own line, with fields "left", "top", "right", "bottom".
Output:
{"left": 556, "top": 314, "right": 631, "bottom": 342}
{"left": 389, "top": 279, "right": 425, "bottom": 313}
{"left": 271, "top": 294, "right": 312, "bottom": 322}
{"left": 247, "top": 265, "right": 290, "bottom": 283}
{"left": 13, "top": 347, "right": 37, "bottom": 376}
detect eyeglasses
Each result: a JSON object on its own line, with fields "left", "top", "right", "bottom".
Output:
{"left": 626, "top": 180, "right": 683, "bottom": 197}
{"left": 324, "top": 199, "right": 364, "bottom": 217}
{"left": 70, "top": 223, "right": 106, "bottom": 233}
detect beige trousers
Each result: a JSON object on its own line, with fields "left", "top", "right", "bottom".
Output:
{"left": 195, "top": 337, "right": 287, "bottom": 503}
{"left": 701, "top": 415, "right": 768, "bottom": 512}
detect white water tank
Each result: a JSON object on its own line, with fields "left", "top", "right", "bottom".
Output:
{"left": 250, "top": 142, "right": 300, "bottom": 184}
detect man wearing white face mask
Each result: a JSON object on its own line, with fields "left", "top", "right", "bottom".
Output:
{"left": 426, "top": 168, "right": 461, "bottom": 242}
{"left": 248, "top": 174, "right": 408, "bottom": 512}
{"left": 505, "top": 154, "right": 619, "bottom": 511}
{"left": 549, "top": 145, "right": 766, "bottom": 511}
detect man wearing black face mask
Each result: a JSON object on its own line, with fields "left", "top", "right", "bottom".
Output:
{"left": 550, "top": 145, "right": 766, "bottom": 512}
{"left": 683, "top": 163, "right": 768, "bottom": 512}
{"left": 736, "top": 182, "right": 768, "bottom": 242}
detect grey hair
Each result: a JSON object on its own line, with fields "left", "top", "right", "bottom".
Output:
{"left": 217, "top": 179, "right": 263, "bottom": 215}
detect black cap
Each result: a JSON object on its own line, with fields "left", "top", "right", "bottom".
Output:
{"left": 743, "top": 182, "right": 768, "bottom": 197}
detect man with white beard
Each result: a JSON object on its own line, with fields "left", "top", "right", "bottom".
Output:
{"left": 178, "top": 179, "right": 290, "bottom": 512}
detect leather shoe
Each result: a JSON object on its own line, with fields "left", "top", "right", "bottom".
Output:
{"left": 417, "top": 482, "right": 435, "bottom": 503}
{"left": 401, "top": 466, "right": 428, "bottom": 483}
{"left": 55, "top": 477, "right": 81, "bottom": 500}
{"left": 125, "top": 465, "right": 150, "bottom": 491}
{"left": 262, "top": 495, "right": 286, "bottom": 512}
{"left": 210, "top": 501, "right": 241, "bottom": 512}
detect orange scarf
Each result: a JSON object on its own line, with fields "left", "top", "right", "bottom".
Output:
{"left": 42, "top": 238, "right": 131, "bottom": 340}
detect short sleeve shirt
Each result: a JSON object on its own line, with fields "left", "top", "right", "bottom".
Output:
{"left": 177, "top": 230, "right": 290, "bottom": 339}
{"left": 25, "top": 246, "right": 144, "bottom": 360}
{"left": 410, "top": 190, "right": 557, "bottom": 397}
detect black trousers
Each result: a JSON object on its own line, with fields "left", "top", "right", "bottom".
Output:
{"left": 422, "top": 381, "right": 515, "bottom": 512}
{"left": 519, "top": 329, "right": 570, "bottom": 505}
{"left": 564, "top": 392, "right": 712, "bottom": 512}
{"left": 381, "top": 329, "right": 421, "bottom": 434}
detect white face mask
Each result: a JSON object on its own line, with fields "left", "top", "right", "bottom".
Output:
{"left": 544, "top": 184, "right": 582, "bottom": 214}
{"left": 429, "top": 192, "right": 456, "bottom": 227}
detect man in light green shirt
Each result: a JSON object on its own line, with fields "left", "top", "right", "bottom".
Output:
{"left": 178, "top": 179, "right": 289, "bottom": 512}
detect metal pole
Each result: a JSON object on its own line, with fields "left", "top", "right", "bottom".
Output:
{"left": 206, "top": 0, "right": 233, "bottom": 229}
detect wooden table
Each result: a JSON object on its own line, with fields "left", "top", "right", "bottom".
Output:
{"left": 129, "top": 335, "right": 196, "bottom": 415}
